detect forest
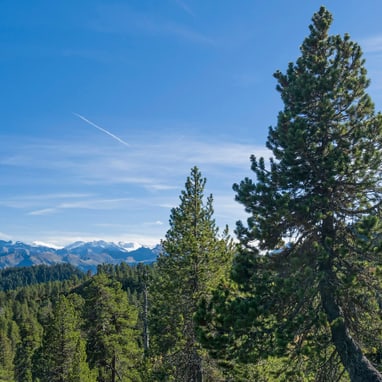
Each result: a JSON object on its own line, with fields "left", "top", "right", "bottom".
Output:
{"left": 1, "top": 6, "right": 382, "bottom": 382}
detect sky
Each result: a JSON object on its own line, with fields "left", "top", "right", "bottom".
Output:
{"left": 1, "top": 1, "right": 382, "bottom": 248}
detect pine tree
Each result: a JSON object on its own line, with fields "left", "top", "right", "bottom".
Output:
{"left": 200, "top": 7, "right": 382, "bottom": 382}
{"left": 0, "top": 307, "right": 19, "bottom": 381}
{"left": 83, "top": 273, "right": 142, "bottom": 382}
{"left": 34, "top": 294, "right": 95, "bottom": 382}
{"left": 14, "top": 314, "right": 42, "bottom": 382}
{"left": 0, "top": 323, "right": 14, "bottom": 381}
{"left": 150, "top": 166, "right": 233, "bottom": 381}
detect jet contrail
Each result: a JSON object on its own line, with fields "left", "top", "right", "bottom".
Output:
{"left": 73, "top": 112, "right": 130, "bottom": 147}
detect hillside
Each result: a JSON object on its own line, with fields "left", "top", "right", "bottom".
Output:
{"left": 0, "top": 240, "right": 161, "bottom": 272}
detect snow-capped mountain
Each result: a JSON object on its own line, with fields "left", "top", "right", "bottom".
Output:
{"left": 0, "top": 239, "right": 161, "bottom": 272}
{"left": 117, "top": 241, "right": 142, "bottom": 252}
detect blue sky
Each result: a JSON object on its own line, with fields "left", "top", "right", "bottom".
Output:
{"left": 1, "top": 1, "right": 382, "bottom": 247}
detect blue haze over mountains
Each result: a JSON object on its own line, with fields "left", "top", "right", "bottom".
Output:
{"left": 0, "top": 240, "right": 160, "bottom": 272}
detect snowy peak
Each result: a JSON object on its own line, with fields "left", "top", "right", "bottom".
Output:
{"left": 64, "top": 241, "right": 87, "bottom": 251}
{"left": 32, "top": 241, "right": 62, "bottom": 250}
{"left": 117, "top": 241, "right": 142, "bottom": 252}
{"left": 0, "top": 239, "right": 159, "bottom": 272}
{"left": 64, "top": 240, "right": 143, "bottom": 252}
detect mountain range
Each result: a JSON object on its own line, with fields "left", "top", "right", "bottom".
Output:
{"left": 0, "top": 240, "right": 161, "bottom": 272}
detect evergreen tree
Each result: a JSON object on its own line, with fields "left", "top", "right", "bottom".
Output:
{"left": 150, "top": 166, "right": 233, "bottom": 381}
{"left": 0, "top": 307, "right": 19, "bottom": 381}
{"left": 0, "top": 322, "right": 14, "bottom": 381}
{"left": 14, "top": 312, "right": 42, "bottom": 382}
{"left": 34, "top": 294, "right": 95, "bottom": 382}
{"left": 83, "top": 273, "right": 142, "bottom": 382}
{"left": 97, "top": 262, "right": 154, "bottom": 356}
{"left": 200, "top": 7, "right": 382, "bottom": 382}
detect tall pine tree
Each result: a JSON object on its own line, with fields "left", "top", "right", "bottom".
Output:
{"left": 34, "top": 295, "right": 95, "bottom": 382}
{"left": 83, "top": 273, "right": 142, "bottom": 382}
{"left": 0, "top": 317, "right": 15, "bottom": 381}
{"left": 200, "top": 7, "right": 382, "bottom": 382}
{"left": 14, "top": 305, "right": 42, "bottom": 382}
{"left": 150, "top": 166, "right": 233, "bottom": 381}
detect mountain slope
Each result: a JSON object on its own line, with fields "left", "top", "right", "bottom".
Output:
{"left": 0, "top": 240, "right": 160, "bottom": 272}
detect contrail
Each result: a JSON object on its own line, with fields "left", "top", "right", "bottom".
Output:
{"left": 73, "top": 112, "right": 130, "bottom": 147}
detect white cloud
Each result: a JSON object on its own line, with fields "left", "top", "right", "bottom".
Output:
{"left": 183, "top": 141, "right": 268, "bottom": 166}
{"left": 1, "top": 129, "right": 267, "bottom": 190}
{"left": 0, "top": 193, "right": 94, "bottom": 210}
{"left": 58, "top": 198, "right": 134, "bottom": 210}
{"left": 1, "top": 127, "right": 265, "bottom": 246}
{"left": 28, "top": 208, "right": 57, "bottom": 216}
{"left": 145, "top": 220, "right": 164, "bottom": 226}
{"left": 0, "top": 232, "right": 13, "bottom": 241}
{"left": 147, "top": 184, "right": 178, "bottom": 191}
{"left": 27, "top": 197, "right": 146, "bottom": 216}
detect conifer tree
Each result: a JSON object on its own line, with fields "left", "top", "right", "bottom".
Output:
{"left": 0, "top": 324, "right": 14, "bottom": 381}
{"left": 14, "top": 313, "right": 42, "bottom": 382}
{"left": 200, "top": 7, "right": 382, "bottom": 382}
{"left": 83, "top": 273, "right": 142, "bottom": 382}
{"left": 0, "top": 307, "right": 19, "bottom": 381}
{"left": 34, "top": 295, "right": 95, "bottom": 382}
{"left": 150, "top": 166, "right": 233, "bottom": 381}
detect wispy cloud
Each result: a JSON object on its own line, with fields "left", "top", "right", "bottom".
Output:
{"left": 0, "top": 193, "right": 93, "bottom": 209}
{"left": 182, "top": 141, "right": 266, "bottom": 166}
{"left": 28, "top": 208, "right": 57, "bottom": 216}
{"left": 2, "top": 130, "right": 266, "bottom": 189}
{"left": 20, "top": 193, "right": 92, "bottom": 201}
{"left": 1, "top": 127, "right": 265, "bottom": 246}
{"left": 27, "top": 197, "right": 139, "bottom": 216}
{"left": 0, "top": 232, "right": 13, "bottom": 241}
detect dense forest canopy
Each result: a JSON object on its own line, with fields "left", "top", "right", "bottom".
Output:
{"left": 0, "top": 264, "right": 85, "bottom": 292}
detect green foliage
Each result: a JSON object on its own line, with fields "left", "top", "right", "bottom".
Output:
{"left": 0, "top": 263, "right": 149, "bottom": 381}
{"left": 149, "top": 166, "right": 234, "bottom": 381}
{"left": 14, "top": 312, "right": 42, "bottom": 382}
{"left": 83, "top": 273, "right": 143, "bottom": 382}
{"left": 34, "top": 295, "right": 95, "bottom": 382}
{"left": 0, "top": 263, "right": 85, "bottom": 291}
{"left": 0, "top": 323, "right": 15, "bottom": 381}
{"left": 200, "top": 6, "right": 382, "bottom": 381}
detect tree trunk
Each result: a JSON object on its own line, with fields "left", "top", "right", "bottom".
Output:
{"left": 143, "top": 283, "right": 150, "bottom": 354}
{"left": 111, "top": 354, "right": 116, "bottom": 382}
{"left": 192, "top": 347, "right": 203, "bottom": 382}
{"left": 319, "top": 271, "right": 382, "bottom": 381}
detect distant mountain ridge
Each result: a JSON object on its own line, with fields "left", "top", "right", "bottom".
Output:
{"left": 0, "top": 239, "right": 161, "bottom": 272}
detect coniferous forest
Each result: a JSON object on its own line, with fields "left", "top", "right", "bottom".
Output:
{"left": 2, "top": 7, "right": 382, "bottom": 381}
